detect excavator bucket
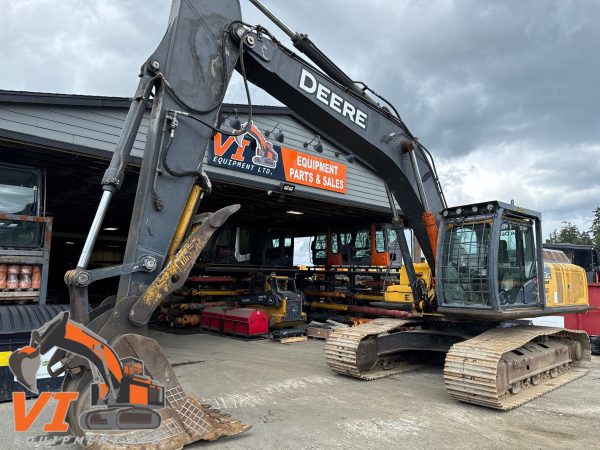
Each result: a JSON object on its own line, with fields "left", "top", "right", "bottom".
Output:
{"left": 70, "top": 334, "right": 250, "bottom": 450}
{"left": 8, "top": 345, "right": 41, "bottom": 394}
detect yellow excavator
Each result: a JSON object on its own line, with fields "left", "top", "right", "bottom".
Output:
{"left": 9, "top": 0, "right": 591, "bottom": 448}
{"left": 328, "top": 201, "right": 591, "bottom": 409}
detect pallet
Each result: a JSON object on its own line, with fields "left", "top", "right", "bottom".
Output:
{"left": 306, "top": 327, "right": 332, "bottom": 340}
{"left": 272, "top": 335, "right": 307, "bottom": 344}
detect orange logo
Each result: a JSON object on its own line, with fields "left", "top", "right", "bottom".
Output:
{"left": 13, "top": 392, "right": 78, "bottom": 432}
{"left": 9, "top": 311, "right": 164, "bottom": 433}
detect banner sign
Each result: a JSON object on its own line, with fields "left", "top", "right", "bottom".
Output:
{"left": 208, "top": 122, "right": 346, "bottom": 193}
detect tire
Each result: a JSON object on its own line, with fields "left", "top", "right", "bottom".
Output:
{"left": 590, "top": 335, "right": 600, "bottom": 355}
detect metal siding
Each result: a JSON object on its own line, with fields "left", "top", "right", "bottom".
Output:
{"left": 0, "top": 103, "right": 391, "bottom": 211}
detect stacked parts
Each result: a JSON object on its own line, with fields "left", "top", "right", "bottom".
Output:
{"left": 0, "top": 265, "right": 42, "bottom": 291}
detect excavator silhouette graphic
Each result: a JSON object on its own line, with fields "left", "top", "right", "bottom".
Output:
{"left": 234, "top": 121, "right": 279, "bottom": 169}
{"left": 9, "top": 311, "right": 164, "bottom": 430}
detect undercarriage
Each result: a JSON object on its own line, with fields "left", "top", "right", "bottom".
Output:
{"left": 325, "top": 318, "right": 591, "bottom": 410}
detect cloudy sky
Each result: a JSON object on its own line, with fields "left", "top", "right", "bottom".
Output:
{"left": 3, "top": 0, "right": 600, "bottom": 240}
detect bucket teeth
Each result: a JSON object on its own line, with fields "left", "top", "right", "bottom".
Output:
{"left": 81, "top": 398, "right": 251, "bottom": 450}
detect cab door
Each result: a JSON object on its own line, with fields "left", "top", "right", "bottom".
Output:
{"left": 327, "top": 229, "right": 342, "bottom": 266}
{"left": 371, "top": 223, "right": 390, "bottom": 266}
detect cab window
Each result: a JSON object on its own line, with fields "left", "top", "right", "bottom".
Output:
{"left": 498, "top": 222, "right": 536, "bottom": 305}
{"left": 312, "top": 233, "right": 327, "bottom": 260}
{"left": 375, "top": 227, "right": 386, "bottom": 253}
{"left": 354, "top": 228, "right": 370, "bottom": 258}
{"left": 330, "top": 233, "right": 339, "bottom": 254}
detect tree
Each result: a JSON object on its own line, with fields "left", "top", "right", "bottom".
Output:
{"left": 546, "top": 221, "right": 592, "bottom": 245}
{"left": 589, "top": 207, "right": 600, "bottom": 248}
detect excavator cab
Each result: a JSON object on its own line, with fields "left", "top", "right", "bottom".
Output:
{"left": 436, "top": 200, "right": 589, "bottom": 320}
{"left": 437, "top": 201, "right": 543, "bottom": 320}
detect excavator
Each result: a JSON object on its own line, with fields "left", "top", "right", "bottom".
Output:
{"left": 7, "top": 0, "right": 592, "bottom": 448}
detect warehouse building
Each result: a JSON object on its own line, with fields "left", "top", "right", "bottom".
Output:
{"left": 0, "top": 90, "right": 399, "bottom": 303}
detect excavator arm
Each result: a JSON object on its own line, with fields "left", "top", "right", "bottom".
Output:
{"left": 70, "top": 0, "right": 444, "bottom": 330}
{"left": 223, "top": 10, "right": 447, "bottom": 304}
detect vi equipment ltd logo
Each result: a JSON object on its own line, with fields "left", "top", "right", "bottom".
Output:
{"left": 8, "top": 311, "right": 164, "bottom": 434}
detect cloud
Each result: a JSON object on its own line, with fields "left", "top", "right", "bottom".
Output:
{"left": 1, "top": 0, "right": 171, "bottom": 95}
{"left": 437, "top": 141, "right": 600, "bottom": 235}
{"left": 1, "top": 0, "right": 599, "bottom": 238}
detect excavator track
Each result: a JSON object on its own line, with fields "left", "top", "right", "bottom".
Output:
{"left": 325, "top": 318, "right": 418, "bottom": 380}
{"left": 444, "top": 326, "right": 591, "bottom": 410}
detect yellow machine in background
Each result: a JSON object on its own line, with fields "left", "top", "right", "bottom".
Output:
{"left": 543, "top": 249, "right": 588, "bottom": 308}
{"left": 384, "top": 262, "right": 434, "bottom": 311}
{"left": 240, "top": 274, "right": 306, "bottom": 328}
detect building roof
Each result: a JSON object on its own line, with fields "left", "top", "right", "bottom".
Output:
{"left": 0, "top": 89, "right": 292, "bottom": 115}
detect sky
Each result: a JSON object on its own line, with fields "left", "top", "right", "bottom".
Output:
{"left": 2, "top": 0, "right": 600, "bottom": 242}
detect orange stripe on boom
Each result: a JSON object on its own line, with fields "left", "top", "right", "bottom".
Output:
{"left": 422, "top": 212, "right": 438, "bottom": 260}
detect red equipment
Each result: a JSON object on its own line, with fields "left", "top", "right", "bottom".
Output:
{"left": 201, "top": 306, "right": 229, "bottom": 332}
{"left": 223, "top": 308, "right": 269, "bottom": 336}
{"left": 563, "top": 283, "right": 600, "bottom": 336}
{"left": 201, "top": 307, "right": 268, "bottom": 337}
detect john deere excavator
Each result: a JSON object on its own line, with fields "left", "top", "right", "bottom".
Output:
{"left": 9, "top": 0, "right": 591, "bottom": 448}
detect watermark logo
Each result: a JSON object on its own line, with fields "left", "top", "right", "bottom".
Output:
{"left": 8, "top": 311, "right": 164, "bottom": 433}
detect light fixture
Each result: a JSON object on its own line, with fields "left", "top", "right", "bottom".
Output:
{"left": 228, "top": 108, "right": 242, "bottom": 130}
{"left": 303, "top": 135, "right": 323, "bottom": 153}
{"left": 334, "top": 150, "right": 355, "bottom": 163}
{"left": 265, "top": 123, "right": 285, "bottom": 143}
{"left": 65, "top": 241, "right": 75, "bottom": 245}
{"left": 286, "top": 210, "right": 304, "bottom": 215}
{"left": 103, "top": 227, "right": 119, "bottom": 231}
{"left": 280, "top": 183, "right": 295, "bottom": 193}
